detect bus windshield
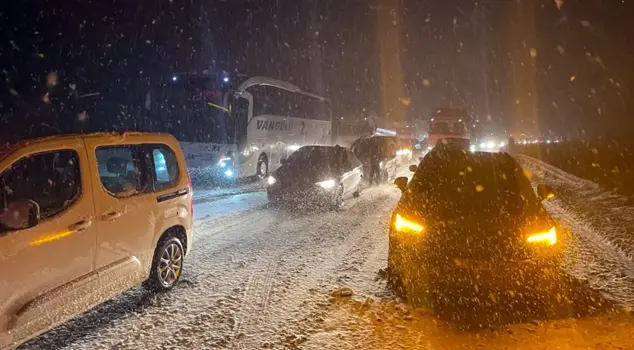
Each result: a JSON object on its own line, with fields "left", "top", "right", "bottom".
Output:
{"left": 147, "top": 75, "right": 232, "bottom": 144}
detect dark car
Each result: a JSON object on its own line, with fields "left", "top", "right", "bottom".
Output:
{"left": 351, "top": 136, "right": 403, "bottom": 185}
{"left": 267, "top": 145, "right": 363, "bottom": 209}
{"left": 388, "top": 149, "right": 563, "bottom": 307}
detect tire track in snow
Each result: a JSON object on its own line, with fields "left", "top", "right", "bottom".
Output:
{"left": 229, "top": 258, "right": 276, "bottom": 347}
{"left": 226, "top": 186, "right": 401, "bottom": 349}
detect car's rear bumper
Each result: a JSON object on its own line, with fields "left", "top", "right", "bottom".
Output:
{"left": 390, "top": 233, "right": 564, "bottom": 294}
{"left": 425, "top": 256, "right": 561, "bottom": 292}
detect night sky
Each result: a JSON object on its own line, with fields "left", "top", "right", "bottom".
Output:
{"left": 1, "top": 0, "right": 633, "bottom": 138}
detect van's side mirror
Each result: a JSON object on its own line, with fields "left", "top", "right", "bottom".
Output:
{"left": 409, "top": 164, "right": 418, "bottom": 172}
{"left": 107, "top": 157, "right": 129, "bottom": 174}
{"left": 394, "top": 177, "right": 408, "bottom": 192}
{"left": 537, "top": 184, "right": 555, "bottom": 201}
{"left": 1, "top": 199, "right": 40, "bottom": 230}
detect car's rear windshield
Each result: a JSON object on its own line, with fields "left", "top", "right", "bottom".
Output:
{"left": 406, "top": 151, "right": 539, "bottom": 222}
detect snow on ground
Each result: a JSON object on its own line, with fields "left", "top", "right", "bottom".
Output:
{"left": 515, "top": 154, "right": 634, "bottom": 260}
{"left": 193, "top": 191, "right": 268, "bottom": 221}
{"left": 23, "top": 183, "right": 404, "bottom": 350}
{"left": 516, "top": 154, "right": 634, "bottom": 304}
{"left": 22, "top": 160, "right": 634, "bottom": 350}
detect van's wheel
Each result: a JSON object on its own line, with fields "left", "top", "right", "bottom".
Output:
{"left": 256, "top": 155, "right": 268, "bottom": 180}
{"left": 144, "top": 236, "right": 184, "bottom": 292}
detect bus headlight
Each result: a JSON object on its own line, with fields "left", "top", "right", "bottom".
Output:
{"left": 218, "top": 157, "right": 232, "bottom": 167}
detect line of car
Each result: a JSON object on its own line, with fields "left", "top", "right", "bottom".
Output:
{"left": 0, "top": 132, "right": 562, "bottom": 348}
{"left": 0, "top": 133, "right": 415, "bottom": 349}
{"left": 266, "top": 136, "right": 417, "bottom": 210}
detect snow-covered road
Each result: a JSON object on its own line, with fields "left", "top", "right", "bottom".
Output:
{"left": 21, "top": 158, "right": 634, "bottom": 350}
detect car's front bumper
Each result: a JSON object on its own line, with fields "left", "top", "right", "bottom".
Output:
{"left": 267, "top": 186, "right": 337, "bottom": 208}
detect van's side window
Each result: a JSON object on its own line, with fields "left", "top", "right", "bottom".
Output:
{"left": 151, "top": 145, "right": 179, "bottom": 191}
{"left": 0, "top": 150, "right": 81, "bottom": 224}
{"left": 96, "top": 146, "right": 150, "bottom": 197}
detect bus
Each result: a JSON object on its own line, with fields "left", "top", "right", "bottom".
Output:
{"left": 143, "top": 73, "right": 332, "bottom": 181}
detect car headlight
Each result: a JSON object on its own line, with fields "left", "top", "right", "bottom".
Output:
{"left": 527, "top": 226, "right": 557, "bottom": 246}
{"left": 316, "top": 179, "right": 336, "bottom": 189}
{"left": 393, "top": 213, "right": 424, "bottom": 235}
{"left": 267, "top": 176, "right": 277, "bottom": 186}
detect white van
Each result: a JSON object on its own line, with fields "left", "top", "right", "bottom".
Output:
{"left": 0, "top": 132, "right": 194, "bottom": 349}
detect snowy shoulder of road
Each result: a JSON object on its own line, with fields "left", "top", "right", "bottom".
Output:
{"left": 192, "top": 180, "right": 267, "bottom": 221}
{"left": 515, "top": 154, "right": 634, "bottom": 304}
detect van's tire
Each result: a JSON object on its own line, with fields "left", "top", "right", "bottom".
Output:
{"left": 144, "top": 236, "right": 185, "bottom": 292}
{"left": 256, "top": 155, "right": 268, "bottom": 180}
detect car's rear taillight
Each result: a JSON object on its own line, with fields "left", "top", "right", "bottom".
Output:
{"left": 187, "top": 175, "right": 194, "bottom": 216}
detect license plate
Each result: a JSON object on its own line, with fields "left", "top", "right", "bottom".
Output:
{"left": 453, "top": 258, "right": 490, "bottom": 271}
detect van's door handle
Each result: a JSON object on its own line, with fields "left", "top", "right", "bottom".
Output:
{"left": 102, "top": 211, "right": 122, "bottom": 221}
{"left": 69, "top": 219, "right": 92, "bottom": 232}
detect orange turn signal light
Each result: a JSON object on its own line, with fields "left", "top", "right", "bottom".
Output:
{"left": 527, "top": 226, "right": 557, "bottom": 246}
{"left": 394, "top": 214, "right": 424, "bottom": 234}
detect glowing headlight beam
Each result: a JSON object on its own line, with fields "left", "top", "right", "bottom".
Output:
{"left": 316, "top": 179, "right": 336, "bottom": 189}
{"left": 267, "top": 176, "right": 277, "bottom": 185}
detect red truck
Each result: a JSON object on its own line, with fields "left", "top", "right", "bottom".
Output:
{"left": 427, "top": 108, "right": 471, "bottom": 150}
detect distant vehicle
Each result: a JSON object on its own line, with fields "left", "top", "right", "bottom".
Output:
{"left": 266, "top": 145, "right": 363, "bottom": 209}
{"left": 333, "top": 122, "right": 375, "bottom": 147}
{"left": 351, "top": 136, "right": 410, "bottom": 184}
{"left": 0, "top": 132, "right": 193, "bottom": 349}
{"left": 144, "top": 73, "right": 332, "bottom": 182}
{"left": 388, "top": 150, "right": 563, "bottom": 307}
{"left": 427, "top": 108, "right": 471, "bottom": 150}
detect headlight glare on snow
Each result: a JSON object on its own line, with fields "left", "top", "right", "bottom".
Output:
{"left": 316, "top": 179, "right": 336, "bottom": 189}
{"left": 527, "top": 226, "right": 557, "bottom": 246}
{"left": 267, "top": 176, "right": 277, "bottom": 186}
{"left": 394, "top": 214, "right": 424, "bottom": 235}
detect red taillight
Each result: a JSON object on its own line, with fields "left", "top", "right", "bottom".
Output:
{"left": 187, "top": 175, "right": 194, "bottom": 216}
